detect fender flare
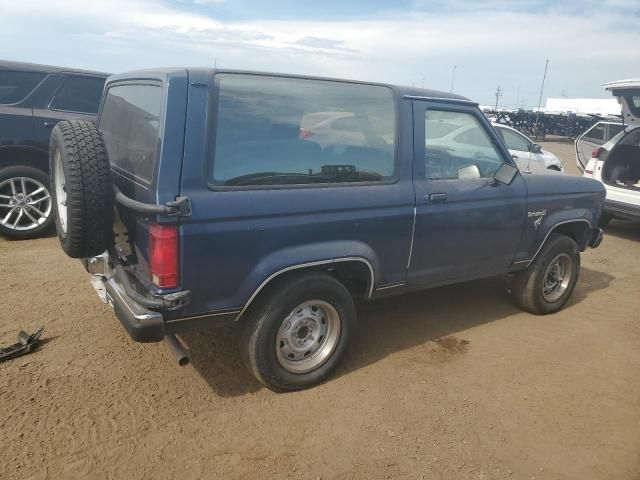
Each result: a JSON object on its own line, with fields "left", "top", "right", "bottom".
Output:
{"left": 233, "top": 241, "right": 379, "bottom": 321}
{"left": 527, "top": 217, "right": 592, "bottom": 266}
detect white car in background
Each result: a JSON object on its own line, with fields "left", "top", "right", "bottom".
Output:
{"left": 582, "top": 79, "right": 640, "bottom": 226}
{"left": 492, "top": 123, "right": 564, "bottom": 173}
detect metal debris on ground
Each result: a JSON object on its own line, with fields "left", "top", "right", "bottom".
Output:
{"left": 0, "top": 327, "right": 45, "bottom": 362}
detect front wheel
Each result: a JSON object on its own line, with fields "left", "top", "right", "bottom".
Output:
{"left": 240, "top": 271, "right": 356, "bottom": 392}
{"left": 0, "top": 166, "right": 54, "bottom": 239}
{"left": 512, "top": 233, "right": 580, "bottom": 315}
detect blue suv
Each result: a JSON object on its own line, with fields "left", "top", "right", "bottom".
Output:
{"left": 0, "top": 61, "right": 108, "bottom": 239}
{"left": 49, "top": 69, "right": 605, "bottom": 391}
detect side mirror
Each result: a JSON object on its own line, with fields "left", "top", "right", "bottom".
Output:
{"left": 457, "top": 164, "right": 481, "bottom": 180}
{"left": 493, "top": 163, "right": 518, "bottom": 185}
{"left": 531, "top": 143, "right": 542, "bottom": 154}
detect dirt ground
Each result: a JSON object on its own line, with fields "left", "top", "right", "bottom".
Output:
{"left": 1, "top": 141, "right": 640, "bottom": 480}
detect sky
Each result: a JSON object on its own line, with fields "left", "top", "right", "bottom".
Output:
{"left": 0, "top": 0, "right": 638, "bottom": 107}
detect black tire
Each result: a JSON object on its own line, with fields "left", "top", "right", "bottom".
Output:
{"left": 598, "top": 212, "right": 613, "bottom": 228}
{"left": 49, "top": 120, "right": 113, "bottom": 258}
{"left": 0, "top": 165, "right": 55, "bottom": 239}
{"left": 240, "top": 271, "right": 356, "bottom": 392}
{"left": 512, "top": 233, "right": 580, "bottom": 315}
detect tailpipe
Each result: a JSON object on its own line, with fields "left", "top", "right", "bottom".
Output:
{"left": 165, "top": 334, "right": 189, "bottom": 366}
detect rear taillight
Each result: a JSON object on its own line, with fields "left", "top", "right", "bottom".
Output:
{"left": 149, "top": 224, "right": 178, "bottom": 289}
{"left": 592, "top": 147, "right": 606, "bottom": 159}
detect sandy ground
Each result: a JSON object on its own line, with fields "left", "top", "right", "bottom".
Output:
{"left": 1, "top": 141, "right": 640, "bottom": 480}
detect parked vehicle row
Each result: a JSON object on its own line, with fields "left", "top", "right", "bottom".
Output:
{"left": 581, "top": 79, "right": 640, "bottom": 225}
{"left": 0, "top": 61, "right": 108, "bottom": 239}
{"left": 48, "top": 69, "right": 605, "bottom": 391}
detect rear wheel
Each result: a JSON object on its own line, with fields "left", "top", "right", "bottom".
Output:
{"left": 240, "top": 271, "right": 356, "bottom": 392}
{"left": 512, "top": 233, "right": 580, "bottom": 315}
{"left": 0, "top": 166, "right": 53, "bottom": 239}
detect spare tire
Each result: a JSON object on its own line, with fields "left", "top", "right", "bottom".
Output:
{"left": 49, "top": 120, "right": 114, "bottom": 258}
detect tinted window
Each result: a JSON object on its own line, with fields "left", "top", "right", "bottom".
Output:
{"left": 99, "top": 84, "right": 162, "bottom": 184}
{"left": 607, "top": 123, "right": 625, "bottom": 140}
{"left": 584, "top": 123, "right": 606, "bottom": 142}
{"left": 425, "top": 110, "right": 504, "bottom": 180}
{"left": 211, "top": 74, "right": 396, "bottom": 186}
{"left": 51, "top": 76, "right": 105, "bottom": 114}
{"left": 0, "top": 71, "right": 45, "bottom": 104}
{"left": 499, "top": 128, "right": 531, "bottom": 152}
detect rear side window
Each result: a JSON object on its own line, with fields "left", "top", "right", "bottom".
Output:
{"left": 0, "top": 71, "right": 45, "bottom": 104}
{"left": 607, "top": 123, "right": 625, "bottom": 140}
{"left": 583, "top": 123, "right": 606, "bottom": 142}
{"left": 211, "top": 74, "right": 396, "bottom": 186}
{"left": 51, "top": 76, "right": 106, "bottom": 114}
{"left": 499, "top": 128, "right": 531, "bottom": 152}
{"left": 99, "top": 83, "right": 163, "bottom": 185}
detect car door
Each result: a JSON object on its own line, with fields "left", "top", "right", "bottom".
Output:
{"left": 408, "top": 101, "right": 527, "bottom": 287}
{"left": 576, "top": 122, "right": 606, "bottom": 171}
{"left": 0, "top": 70, "right": 45, "bottom": 152}
{"left": 32, "top": 74, "right": 106, "bottom": 146}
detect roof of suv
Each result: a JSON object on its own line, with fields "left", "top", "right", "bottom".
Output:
{"left": 107, "top": 67, "right": 473, "bottom": 104}
{"left": 0, "top": 60, "right": 110, "bottom": 77}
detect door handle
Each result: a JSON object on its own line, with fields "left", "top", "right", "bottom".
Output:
{"left": 426, "top": 193, "right": 448, "bottom": 202}
{"left": 511, "top": 154, "right": 518, "bottom": 159}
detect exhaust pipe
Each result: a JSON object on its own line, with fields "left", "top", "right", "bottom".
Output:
{"left": 165, "top": 334, "right": 189, "bottom": 366}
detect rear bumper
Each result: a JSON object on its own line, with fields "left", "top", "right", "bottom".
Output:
{"left": 83, "top": 252, "right": 167, "bottom": 343}
{"left": 105, "top": 275, "right": 165, "bottom": 342}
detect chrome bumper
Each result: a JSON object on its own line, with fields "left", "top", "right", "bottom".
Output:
{"left": 82, "top": 252, "right": 165, "bottom": 343}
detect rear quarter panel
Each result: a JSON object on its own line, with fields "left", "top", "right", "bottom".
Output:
{"left": 177, "top": 72, "right": 416, "bottom": 317}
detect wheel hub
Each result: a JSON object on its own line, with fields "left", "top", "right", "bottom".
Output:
{"left": 542, "top": 253, "right": 573, "bottom": 302}
{"left": 276, "top": 300, "right": 342, "bottom": 374}
{"left": 0, "top": 176, "right": 52, "bottom": 231}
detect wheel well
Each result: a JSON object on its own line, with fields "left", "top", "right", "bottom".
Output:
{"left": 549, "top": 221, "right": 591, "bottom": 250}
{"left": 238, "top": 260, "right": 373, "bottom": 321}
{"left": 0, "top": 147, "right": 49, "bottom": 174}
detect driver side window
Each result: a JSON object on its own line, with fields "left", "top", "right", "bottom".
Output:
{"left": 424, "top": 110, "right": 504, "bottom": 180}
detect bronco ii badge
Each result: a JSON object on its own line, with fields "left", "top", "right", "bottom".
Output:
{"left": 527, "top": 210, "right": 547, "bottom": 229}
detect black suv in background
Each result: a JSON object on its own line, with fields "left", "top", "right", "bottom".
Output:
{"left": 0, "top": 61, "right": 109, "bottom": 239}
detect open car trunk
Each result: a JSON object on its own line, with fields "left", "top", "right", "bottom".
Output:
{"left": 602, "top": 129, "right": 640, "bottom": 191}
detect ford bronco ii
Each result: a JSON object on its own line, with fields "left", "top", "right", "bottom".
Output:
{"left": 49, "top": 69, "right": 605, "bottom": 391}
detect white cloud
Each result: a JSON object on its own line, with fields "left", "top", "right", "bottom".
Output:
{"left": 0, "top": 0, "right": 638, "bottom": 105}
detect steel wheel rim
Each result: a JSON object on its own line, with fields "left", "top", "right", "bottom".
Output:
{"left": 276, "top": 300, "right": 342, "bottom": 374}
{"left": 54, "top": 151, "right": 68, "bottom": 234}
{"left": 542, "top": 253, "right": 573, "bottom": 302}
{"left": 0, "top": 175, "right": 52, "bottom": 231}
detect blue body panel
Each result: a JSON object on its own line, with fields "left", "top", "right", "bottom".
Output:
{"left": 101, "top": 68, "right": 606, "bottom": 325}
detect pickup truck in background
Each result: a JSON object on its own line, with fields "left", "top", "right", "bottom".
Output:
{"left": 48, "top": 69, "right": 605, "bottom": 391}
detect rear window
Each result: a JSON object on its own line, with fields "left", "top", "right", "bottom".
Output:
{"left": 211, "top": 74, "right": 396, "bottom": 186}
{"left": 99, "top": 83, "right": 162, "bottom": 185}
{"left": 0, "top": 70, "right": 45, "bottom": 104}
{"left": 51, "top": 76, "right": 105, "bottom": 114}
